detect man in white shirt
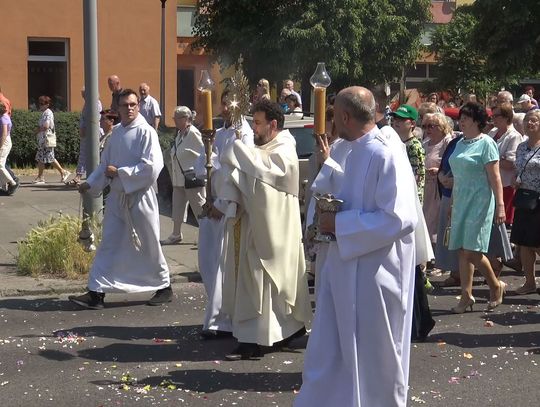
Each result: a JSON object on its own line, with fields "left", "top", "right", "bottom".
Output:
{"left": 139, "top": 83, "right": 162, "bottom": 129}
{"left": 284, "top": 79, "right": 302, "bottom": 109}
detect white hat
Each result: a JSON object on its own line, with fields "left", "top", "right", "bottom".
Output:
{"left": 516, "top": 94, "right": 531, "bottom": 104}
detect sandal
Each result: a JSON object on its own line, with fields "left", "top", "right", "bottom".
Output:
{"left": 67, "top": 179, "right": 81, "bottom": 186}
{"left": 515, "top": 285, "right": 538, "bottom": 295}
{"left": 439, "top": 276, "right": 461, "bottom": 287}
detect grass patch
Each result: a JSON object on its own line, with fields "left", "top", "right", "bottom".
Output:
{"left": 17, "top": 215, "right": 102, "bottom": 279}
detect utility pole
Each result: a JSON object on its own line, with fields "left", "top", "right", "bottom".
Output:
{"left": 82, "top": 0, "right": 102, "bottom": 219}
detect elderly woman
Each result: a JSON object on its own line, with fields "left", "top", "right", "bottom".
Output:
{"left": 510, "top": 109, "right": 540, "bottom": 294}
{"left": 422, "top": 112, "right": 453, "bottom": 245}
{"left": 448, "top": 102, "right": 506, "bottom": 313}
{"left": 0, "top": 102, "right": 18, "bottom": 194}
{"left": 161, "top": 106, "right": 206, "bottom": 245}
{"left": 488, "top": 103, "right": 523, "bottom": 226}
{"left": 34, "top": 95, "right": 70, "bottom": 184}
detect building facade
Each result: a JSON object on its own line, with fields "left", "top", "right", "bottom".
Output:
{"left": 0, "top": 1, "right": 189, "bottom": 126}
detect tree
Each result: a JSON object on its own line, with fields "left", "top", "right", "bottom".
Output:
{"left": 282, "top": 0, "right": 431, "bottom": 90}
{"left": 429, "top": 6, "right": 505, "bottom": 98}
{"left": 471, "top": 0, "right": 540, "bottom": 79}
{"left": 194, "top": 0, "right": 431, "bottom": 100}
{"left": 193, "top": 0, "right": 301, "bottom": 86}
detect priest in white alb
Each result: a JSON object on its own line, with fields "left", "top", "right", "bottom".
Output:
{"left": 294, "top": 87, "right": 418, "bottom": 407}
{"left": 196, "top": 89, "right": 254, "bottom": 339}
{"left": 214, "top": 100, "right": 312, "bottom": 360}
{"left": 69, "top": 89, "right": 171, "bottom": 310}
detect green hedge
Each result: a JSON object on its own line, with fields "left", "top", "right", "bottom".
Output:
{"left": 9, "top": 109, "right": 81, "bottom": 167}
{"left": 8, "top": 109, "right": 176, "bottom": 167}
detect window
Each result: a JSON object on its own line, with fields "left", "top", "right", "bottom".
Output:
{"left": 177, "top": 7, "right": 196, "bottom": 37}
{"left": 28, "top": 39, "right": 69, "bottom": 111}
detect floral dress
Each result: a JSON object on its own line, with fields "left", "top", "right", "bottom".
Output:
{"left": 448, "top": 135, "right": 499, "bottom": 252}
{"left": 35, "top": 108, "right": 55, "bottom": 164}
{"left": 404, "top": 136, "right": 425, "bottom": 203}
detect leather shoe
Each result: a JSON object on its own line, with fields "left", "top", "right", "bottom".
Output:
{"left": 225, "top": 343, "right": 262, "bottom": 361}
{"left": 200, "top": 329, "right": 233, "bottom": 340}
{"left": 147, "top": 285, "right": 173, "bottom": 305}
{"left": 273, "top": 327, "right": 307, "bottom": 349}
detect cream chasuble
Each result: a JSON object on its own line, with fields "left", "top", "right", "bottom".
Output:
{"left": 219, "top": 130, "right": 312, "bottom": 346}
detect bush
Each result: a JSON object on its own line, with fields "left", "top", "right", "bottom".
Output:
{"left": 10, "top": 109, "right": 81, "bottom": 167}
{"left": 17, "top": 214, "right": 102, "bottom": 279}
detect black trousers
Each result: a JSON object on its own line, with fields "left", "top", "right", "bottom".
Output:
{"left": 411, "top": 265, "right": 435, "bottom": 341}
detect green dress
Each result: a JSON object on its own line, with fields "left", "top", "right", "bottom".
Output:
{"left": 448, "top": 135, "right": 499, "bottom": 252}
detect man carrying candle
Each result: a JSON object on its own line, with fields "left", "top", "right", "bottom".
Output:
{"left": 294, "top": 87, "right": 418, "bottom": 407}
{"left": 217, "top": 100, "right": 312, "bottom": 360}
{"left": 196, "top": 90, "right": 254, "bottom": 339}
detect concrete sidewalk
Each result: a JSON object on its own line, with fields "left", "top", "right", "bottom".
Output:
{"left": 0, "top": 174, "right": 201, "bottom": 297}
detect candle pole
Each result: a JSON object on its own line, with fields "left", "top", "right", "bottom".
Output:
{"left": 198, "top": 70, "right": 215, "bottom": 217}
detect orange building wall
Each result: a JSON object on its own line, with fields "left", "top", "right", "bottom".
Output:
{"left": 0, "top": 0, "right": 177, "bottom": 125}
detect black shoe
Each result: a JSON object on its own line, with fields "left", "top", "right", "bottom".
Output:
{"left": 200, "top": 329, "right": 233, "bottom": 340}
{"left": 225, "top": 343, "right": 263, "bottom": 361}
{"left": 6, "top": 181, "right": 19, "bottom": 196}
{"left": 273, "top": 327, "right": 307, "bottom": 349}
{"left": 147, "top": 285, "right": 173, "bottom": 305}
{"left": 68, "top": 291, "right": 105, "bottom": 310}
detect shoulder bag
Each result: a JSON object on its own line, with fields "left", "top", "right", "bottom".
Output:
{"left": 513, "top": 146, "right": 540, "bottom": 210}
{"left": 173, "top": 137, "right": 205, "bottom": 189}
{"left": 44, "top": 128, "right": 57, "bottom": 148}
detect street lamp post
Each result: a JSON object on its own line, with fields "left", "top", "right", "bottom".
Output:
{"left": 160, "top": 0, "right": 167, "bottom": 126}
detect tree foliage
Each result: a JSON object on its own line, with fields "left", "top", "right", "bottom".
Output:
{"left": 194, "top": 0, "right": 431, "bottom": 90}
{"left": 429, "top": 6, "right": 505, "bottom": 97}
{"left": 470, "top": 0, "right": 540, "bottom": 79}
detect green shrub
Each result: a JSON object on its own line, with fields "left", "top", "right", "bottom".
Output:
{"left": 17, "top": 214, "right": 102, "bottom": 279}
{"left": 10, "top": 109, "right": 81, "bottom": 167}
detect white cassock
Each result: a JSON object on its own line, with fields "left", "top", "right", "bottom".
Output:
{"left": 196, "top": 118, "right": 254, "bottom": 331}
{"left": 218, "top": 129, "right": 312, "bottom": 346}
{"left": 86, "top": 114, "right": 170, "bottom": 293}
{"left": 295, "top": 126, "right": 418, "bottom": 407}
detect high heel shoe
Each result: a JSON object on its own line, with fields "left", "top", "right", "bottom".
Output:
{"left": 451, "top": 296, "right": 475, "bottom": 314}
{"left": 486, "top": 281, "right": 506, "bottom": 311}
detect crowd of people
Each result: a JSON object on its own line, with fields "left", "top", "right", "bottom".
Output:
{"left": 1, "top": 76, "right": 539, "bottom": 406}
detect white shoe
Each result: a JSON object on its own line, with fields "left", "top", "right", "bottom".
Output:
{"left": 160, "top": 234, "right": 183, "bottom": 245}
{"left": 33, "top": 178, "right": 46, "bottom": 185}
{"left": 61, "top": 171, "right": 71, "bottom": 183}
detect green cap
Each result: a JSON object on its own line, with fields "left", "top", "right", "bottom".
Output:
{"left": 391, "top": 104, "right": 418, "bottom": 121}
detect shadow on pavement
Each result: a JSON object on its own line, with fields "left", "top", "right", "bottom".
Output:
{"left": 92, "top": 369, "right": 302, "bottom": 394}
{"left": 0, "top": 297, "right": 155, "bottom": 312}
{"left": 429, "top": 330, "right": 539, "bottom": 348}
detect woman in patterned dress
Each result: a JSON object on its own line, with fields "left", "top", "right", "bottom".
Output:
{"left": 448, "top": 102, "right": 506, "bottom": 313}
{"left": 34, "top": 95, "right": 70, "bottom": 184}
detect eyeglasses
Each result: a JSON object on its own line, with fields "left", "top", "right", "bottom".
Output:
{"left": 525, "top": 118, "right": 540, "bottom": 124}
{"left": 421, "top": 124, "right": 437, "bottom": 130}
{"left": 119, "top": 102, "right": 138, "bottom": 108}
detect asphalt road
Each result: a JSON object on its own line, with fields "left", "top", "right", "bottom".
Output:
{"left": 0, "top": 276, "right": 539, "bottom": 407}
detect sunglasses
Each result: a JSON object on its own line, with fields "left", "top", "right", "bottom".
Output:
{"left": 421, "top": 124, "right": 437, "bottom": 130}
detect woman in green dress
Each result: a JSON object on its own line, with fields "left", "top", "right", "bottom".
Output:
{"left": 448, "top": 102, "right": 506, "bottom": 313}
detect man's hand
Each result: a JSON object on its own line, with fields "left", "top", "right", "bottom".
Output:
{"left": 208, "top": 204, "right": 224, "bottom": 220}
{"left": 105, "top": 165, "right": 118, "bottom": 178}
{"left": 319, "top": 212, "right": 336, "bottom": 234}
{"left": 315, "top": 133, "right": 330, "bottom": 165}
{"left": 78, "top": 182, "right": 91, "bottom": 194}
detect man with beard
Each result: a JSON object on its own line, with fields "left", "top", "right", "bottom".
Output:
{"left": 217, "top": 100, "right": 312, "bottom": 360}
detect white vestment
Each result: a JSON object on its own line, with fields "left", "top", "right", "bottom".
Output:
{"left": 86, "top": 114, "right": 170, "bottom": 293}
{"left": 196, "top": 119, "right": 254, "bottom": 331}
{"left": 219, "top": 130, "right": 312, "bottom": 346}
{"left": 295, "top": 126, "right": 418, "bottom": 407}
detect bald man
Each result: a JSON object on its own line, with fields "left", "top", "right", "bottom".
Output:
{"left": 107, "top": 75, "right": 123, "bottom": 122}
{"left": 138, "top": 83, "right": 161, "bottom": 129}
{"left": 295, "top": 87, "right": 418, "bottom": 407}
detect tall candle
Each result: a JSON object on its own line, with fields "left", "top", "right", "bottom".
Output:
{"left": 314, "top": 86, "right": 326, "bottom": 135}
{"left": 201, "top": 89, "right": 213, "bottom": 130}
